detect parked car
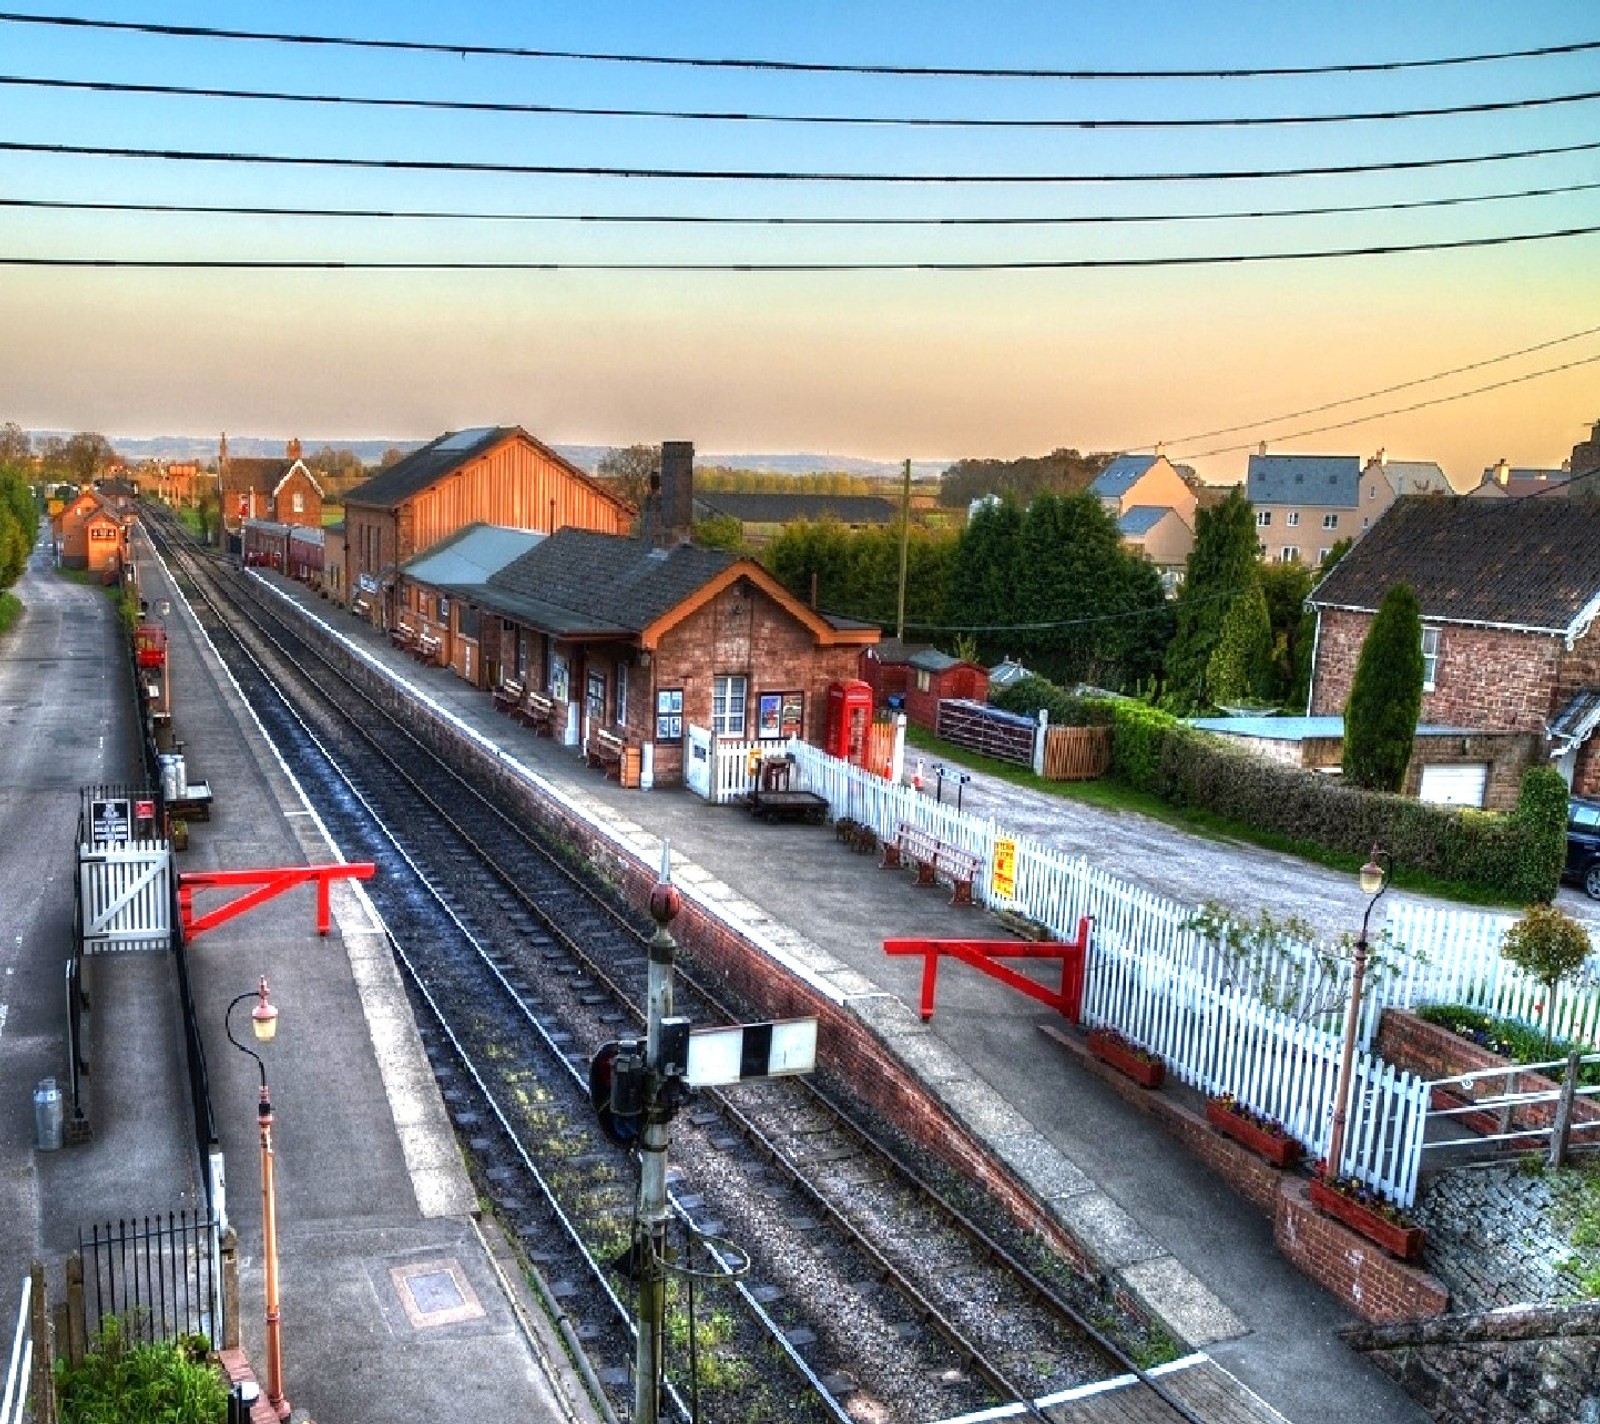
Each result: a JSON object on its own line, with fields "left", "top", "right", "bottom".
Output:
{"left": 1567, "top": 798, "right": 1600, "bottom": 900}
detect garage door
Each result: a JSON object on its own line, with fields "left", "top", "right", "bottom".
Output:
{"left": 1419, "top": 763, "right": 1488, "bottom": 807}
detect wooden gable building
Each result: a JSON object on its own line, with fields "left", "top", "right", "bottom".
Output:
{"left": 341, "top": 426, "right": 632, "bottom": 627}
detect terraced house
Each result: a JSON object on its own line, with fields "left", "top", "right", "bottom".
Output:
{"left": 1246, "top": 448, "right": 1448, "bottom": 564}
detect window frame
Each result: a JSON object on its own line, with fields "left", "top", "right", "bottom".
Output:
{"left": 1421, "top": 625, "right": 1440, "bottom": 692}
{"left": 713, "top": 674, "right": 748, "bottom": 737}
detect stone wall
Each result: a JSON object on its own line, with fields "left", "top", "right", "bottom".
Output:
{"left": 1343, "top": 1302, "right": 1600, "bottom": 1424}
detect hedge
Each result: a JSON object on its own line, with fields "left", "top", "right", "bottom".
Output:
{"left": 1080, "top": 696, "right": 1563, "bottom": 904}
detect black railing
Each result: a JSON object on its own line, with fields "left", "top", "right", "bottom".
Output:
{"left": 171, "top": 902, "right": 220, "bottom": 1214}
{"left": 78, "top": 1211, "right": 219, "bottom": 1346}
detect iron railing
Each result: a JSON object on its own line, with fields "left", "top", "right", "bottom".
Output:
{"left": 78, "top": 1212, "right": 220, "bottom": 1347}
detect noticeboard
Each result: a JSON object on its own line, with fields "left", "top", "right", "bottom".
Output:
{"left": 90, "top": 798, "right": 132, "bottom": 847}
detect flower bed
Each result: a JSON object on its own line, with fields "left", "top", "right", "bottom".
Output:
{"left": 1204, "top": 1096, "right": 1302, "bottom": 1169}
{"left": 1307, "top": 1177, "right": 1425, "bottom": 1262}
{"left": 1086, "top": 1027, "right": 1164, "bottom": 1089}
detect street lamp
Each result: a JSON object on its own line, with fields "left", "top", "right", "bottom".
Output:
{"left": 1324, "top": 847, "right": 1391, "bottom": 1182}
{"left": 225, "top": 978, "right": 289, "bottom": 1421}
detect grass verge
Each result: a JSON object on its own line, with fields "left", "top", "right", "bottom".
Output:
{"left": 0, "top": 591, "right": 19, "bottom": 637}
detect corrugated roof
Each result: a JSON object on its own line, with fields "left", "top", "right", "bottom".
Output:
{"left": 1091, "top": 455, "right": 1158, "bottom": 499}
{"left": 487, "top": 528, "right": 738, "bottom": 635}
{"left": 402, "top": 523, "right": 544, "bottom": 587}
{"left": 1247, "top": 454, "right": 1362, "bottom": 507}
{"left": 1309, "top": 496, "right": 1600, "bottom": 633}
{"left": 342, "top": 427, "right": 516, "bottom": 509}
{"left": 1191, "top": 715, "right": 1482, "bottom": 740}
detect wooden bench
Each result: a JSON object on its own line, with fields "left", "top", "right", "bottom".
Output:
{"left": 389, "top": 623, "right": 418, "bottom": 654}
{"left": 493, "top": 677, "right": 525, "bottom": 716}
{"left": 881, "top": 821, "right": 979, "bottom": 905}
{"left": 522, "top": 691, "right": 555, "bottom": 736}
{"left": 586, "top": 727, "right": 626, "bottom": 778}
{"left": 415, "top": 632, "right": 443, "bottom": 665}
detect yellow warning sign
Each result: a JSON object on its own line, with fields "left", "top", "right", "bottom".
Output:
{"left": 992, "top": 836, "right": 1017, "bottom": 901}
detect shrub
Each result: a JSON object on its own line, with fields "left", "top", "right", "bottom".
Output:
{"left": 990, "top": 673, "right": 1114, "bottom": 728}
{"left": 1342, "top": 583, "right": 1423, "bottom": 791}
{"left": 1509, "top": 765, "right": 1570, "bottom": 904}
{"left": 1102, "top": 699, "right": 1178, "bottom": 791}
{"left": 55, "top": 1316, "right": 227, "bottom": 1424}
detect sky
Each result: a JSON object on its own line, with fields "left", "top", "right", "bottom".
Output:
{"left": 0, "top": 1, "right": 1597, "bottom": 487}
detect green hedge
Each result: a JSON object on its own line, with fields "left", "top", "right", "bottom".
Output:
{"left": 1073, "top": 694, "right": 1563, "bottom": 904}
{"left": 990, "top": 674, "right": 1115, "bottom": 729}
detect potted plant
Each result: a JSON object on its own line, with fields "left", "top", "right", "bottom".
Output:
{"left": 1205, "top": 1094, "right": 1302, "bottom": 1168}
{"left": 1086, "top": 1026, "right": 1165, "bottom": 1089}
{"left": 1307, "top": 1172, "right": 1425, "bottom": 1262}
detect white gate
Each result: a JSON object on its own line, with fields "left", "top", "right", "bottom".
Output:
{"left": 77, "top": 842, "right": 172, "bottom": 953}
{"left": 684, "top": 725, "right": 714, "bottom": 800}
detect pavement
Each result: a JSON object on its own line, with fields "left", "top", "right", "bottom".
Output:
{"left": 247, "top": 566, "right": 1437, "bottom": 1424}
{"left": 0, "top": 528, "right": 598, "bottom": 1424}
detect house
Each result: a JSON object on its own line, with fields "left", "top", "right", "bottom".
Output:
{"left": 468, "top": 527, "right": 878, "bottom": 786}
{"left": 341, "top": 426, "right": 632, "bottom": 627}
{"left": 1307, "top": 496, "right": 1600, "bottom": 804}
{"left": 220, "top": 437, "right": 324, "bottom": 531}
{"left": 1467, "top": 458, "right": 1571, "bottom": 500}
{"left": 1117, "top": 507, "right": 1193, "bottom": 590}
{"left": 56, "top": 490, "right": 128, "bottom": 577}
{"left": 1091, "top": 453, "right": 1198, "bottom": 525}
{"left": 1245, "top": 448, "right": 1443, "bottom": 564}
{"left": 691, "top": 490, "right": 897, "bottom": 545}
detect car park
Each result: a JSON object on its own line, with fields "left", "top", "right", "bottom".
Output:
{"left": 1566, "top": 797, "right": 1600, "bottom": 900}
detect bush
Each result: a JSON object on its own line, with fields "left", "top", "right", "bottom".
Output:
{"left": 1101, "top": 699, "right": 1178, "bottom": 791}
{"left": 990, "top": 673, "right": 1114, "bottom": 728}
{"left": 1509, "top": 765, "right": 1569, "bottom": 904}
{"left": 56, "top": 1316, "right": 227, "bottom": 1424}
{"left": 1415, "top": 1003, "right": 1600, "bottom": 1084}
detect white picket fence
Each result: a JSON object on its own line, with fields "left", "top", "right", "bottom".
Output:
{"left": 77, "top": 841, "right": 172, "bottom": 954}
{"left": 1381, "top": 903, "right": 1600, "bottom": 1048}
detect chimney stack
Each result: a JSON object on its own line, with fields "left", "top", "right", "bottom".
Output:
{"left": 287, "top": 437, "right": 302, "bottom": 460}
{"left": 1257, "top": 441, "right": 1268, "bottom": 456}
{"left": 1495, "top": 458, "right": 1510, "bottom": 486}
{"left": 658, "top": 441, "right": 694, "bottom": 547}
{"left": 1376, "top": 447, "right": 1387, "bottom": 467}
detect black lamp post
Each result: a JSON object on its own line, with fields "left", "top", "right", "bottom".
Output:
{"left": 1324, "top": 848, "right": 1390, "bottom": 1181}
{"left": 225, "top": 978, "right": 289, "bottom": 1421}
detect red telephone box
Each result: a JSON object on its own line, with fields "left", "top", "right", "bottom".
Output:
{"left": 825, "top": 680, "right": 873, "bottom": 766}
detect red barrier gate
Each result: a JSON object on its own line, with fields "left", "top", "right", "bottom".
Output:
{"left": 883, "top": 915, "right": 1091, "bottom": 1023}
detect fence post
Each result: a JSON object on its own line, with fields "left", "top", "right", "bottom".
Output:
{"left": 63, "top": 1253, "right": 85, "bottom": 1368}
{"left": 1032, "top": 709, "right": 1048, "bottom": 777}
{"left": 1549, "top": 1050, "right": 1582, "bottom": 1170}
{"left": 29, "top": 1262, "right": 55, "bottom": 1424}
{"left": 220, "top": 1229, "right": 240, "bottom": 1351}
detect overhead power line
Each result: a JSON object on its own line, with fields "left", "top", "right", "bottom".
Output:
{"left": 3, "top": 222, "right": 1598, "bottom": 270}
{"left": 7, "top": 136, "right": 1600, "bottom": 184}
{"left": 1, "top": 12, "right": 1596, "bottom": 80}
{"left": 7, "top": 179, "right": 1596, "bottom": 229}
{"left": 1178, "top": 351, "right": 1600, "bottom": 459}
{"left": 1163, "top": 323, "right": 1600, "bottom": 445}
{"left": 5, "top": 71, "right": 1600, "bottom": 129}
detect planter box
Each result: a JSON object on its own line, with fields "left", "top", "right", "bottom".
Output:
{"left": 1307, "top": 1178, "right": 1425, "bottom": 1262}
{"left": 1087, "top": 1030, "right": 1164, "bottom": 1089}
{"left": 1205, "top": 1100, "right": 1302, "bottom": 1169}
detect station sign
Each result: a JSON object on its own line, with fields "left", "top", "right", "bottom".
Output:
{"left": 90, "top": 798, "right": 132, "bottom": 846}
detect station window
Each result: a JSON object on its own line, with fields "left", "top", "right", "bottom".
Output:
{"left": 713, "top": 674, "right": 748, "bottom": 737}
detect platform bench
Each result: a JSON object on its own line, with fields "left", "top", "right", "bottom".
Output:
{"left": 415, "top": 632, "right": 443, "bottom": 665}
{"left": 390, "top": 623, "right": 419, "bottom": 654}
{"left": 881, "top": 822, "right": 940, "bottom": 884}
{"left": 586, "top": 727, "right": 626, "bottom": 778}
{"left": 522, "top": 691, "right": 555, "bottom": 736}
{"left": 493, "top": 677, "right": 525, "bottom": 716}
{"left": 933, "top": 844, "right": 981, "bottom": 906}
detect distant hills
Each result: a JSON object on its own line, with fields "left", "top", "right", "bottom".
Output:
{"left": 35, "top": 430, "right": 952, "bottom": 481}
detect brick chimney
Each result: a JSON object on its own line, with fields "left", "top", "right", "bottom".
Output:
{"left": 1375, "top": 447, "right": 1387, "bottom": 466}
{"left": 658, "top": 441, "right": 694, "bottom": 547}
{"left": 286, "top": 437, "right": 302, "bottom": 461}
{"left": 1494, "top": 458, "right": 1510, "bottom": 486}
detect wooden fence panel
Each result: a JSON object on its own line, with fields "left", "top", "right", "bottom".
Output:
{"left": 1041, "top": 725, "right": 1112, "bottom": 781}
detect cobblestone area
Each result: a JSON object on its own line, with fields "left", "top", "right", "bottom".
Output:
{"left": 1416, "top": 1160, "right": 1600, "bottom": 1310}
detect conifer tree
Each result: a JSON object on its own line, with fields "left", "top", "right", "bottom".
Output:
{"left": 1341, "top": 582, "right": 1424, "bottom": 791}
{"left": 1163, "top": 487, "right": 1259, "bottom": 712}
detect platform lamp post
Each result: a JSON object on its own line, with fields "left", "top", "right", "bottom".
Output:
{"left": 1324, "top": 847, "right": 1391, "bottom": 1184}
{"left": 225, "top": 978, "right": 290, "bottom": 1421}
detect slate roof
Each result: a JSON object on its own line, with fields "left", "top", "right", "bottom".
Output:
{"left": 226, "top": 457, "right": 294, "bottom": 494}
{"left": 1246, "top": 454, "right": 1362, "bottom": 507}
{"left": 1091, "top": 455, "right": 1158, "bottom": 500}
{"left": 484, "top": 528, "right": 740, "bottom": 636}
{"left": 401, "top": 523, "right": 543, "bottom": 588}
{"left": 868, "top": 638, "right": 935, "bottom": 666}
{"left": 1309, "top": 496, "right": 1600, "bottom": 635}
{"left": 908, "top": 649, "right": 963, "bottom": 673}
{"left": 1378, "top": 460, "right": 1448, "bottom": 496}
{"left": 1118, "top": 505, "right": 1176, "bottom": 537}
{"left": 1549, "top": 690, "right": 1600, "bottom": 755}
{"left": 693, "top": 492, "right": 897, "bottom": 525}
{"left": 340, "top": 428, "right": 511, "bottom": 509}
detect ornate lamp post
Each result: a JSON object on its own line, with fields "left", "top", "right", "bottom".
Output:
{"left": 1324, "top": 848, "right": 1391, "bottom": 1182}
{"left": 225, "top": 978, "right": 289, "bottom": 1421}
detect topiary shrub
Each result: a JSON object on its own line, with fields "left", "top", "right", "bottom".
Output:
{"left": 1508, "top": 765, "right": 1570, "bottom": 904}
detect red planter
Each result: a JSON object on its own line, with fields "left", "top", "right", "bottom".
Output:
{"left": 1308, "top": 1178, "right": 1425, "bottom": 1262}
{"left": 1087, "top": 1030, "right": 1165, "bottom": 1089}
{"left": 1205, "top": 1100, "right": 1303, "bottom": 1169}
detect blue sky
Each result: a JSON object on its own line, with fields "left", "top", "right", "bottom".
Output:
{"left": 0, "top": 1, "right": 1596, "bottom": 483}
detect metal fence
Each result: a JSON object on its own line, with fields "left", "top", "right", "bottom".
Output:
{"left": 77, "top": 1212, "right": 221, "bottom": 1348}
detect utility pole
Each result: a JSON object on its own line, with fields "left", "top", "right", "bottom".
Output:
{"left": 896, "top": 457, "right": 911, "bottom": 642}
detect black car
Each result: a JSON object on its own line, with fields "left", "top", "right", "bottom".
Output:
{"left": 1567, "top": 797, "right": 1600, "bottom": 900}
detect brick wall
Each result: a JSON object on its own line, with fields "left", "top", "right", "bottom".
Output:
{"left": 1344, "top": 1301, "right": 1600, "bottom": 1423}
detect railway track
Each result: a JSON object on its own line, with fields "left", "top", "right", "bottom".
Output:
{"left": 143, "top": 510, "right": 1235, "bottom": 1424}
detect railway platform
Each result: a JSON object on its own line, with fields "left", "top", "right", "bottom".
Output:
{"left": 245, "top": 566, "right": 1431, "bottom": 1424}
{"left": 0, "top": 525, "right": 599, "bottom": 1424}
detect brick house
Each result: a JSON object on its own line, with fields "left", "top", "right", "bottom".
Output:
{"left": 56, "top": 490, "right": 128, "bottom": 576}
{"left": 1307, "top": 496, "right": 1600, "bottom": 803}
{"left": 220, "top": 436, "right": 324, "bottom": 532}
{"left": 341, "top": 426, "right": 632, "bottom": 628}
{"left": 464, "top": 527, "right": 877, "bottom": 786}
